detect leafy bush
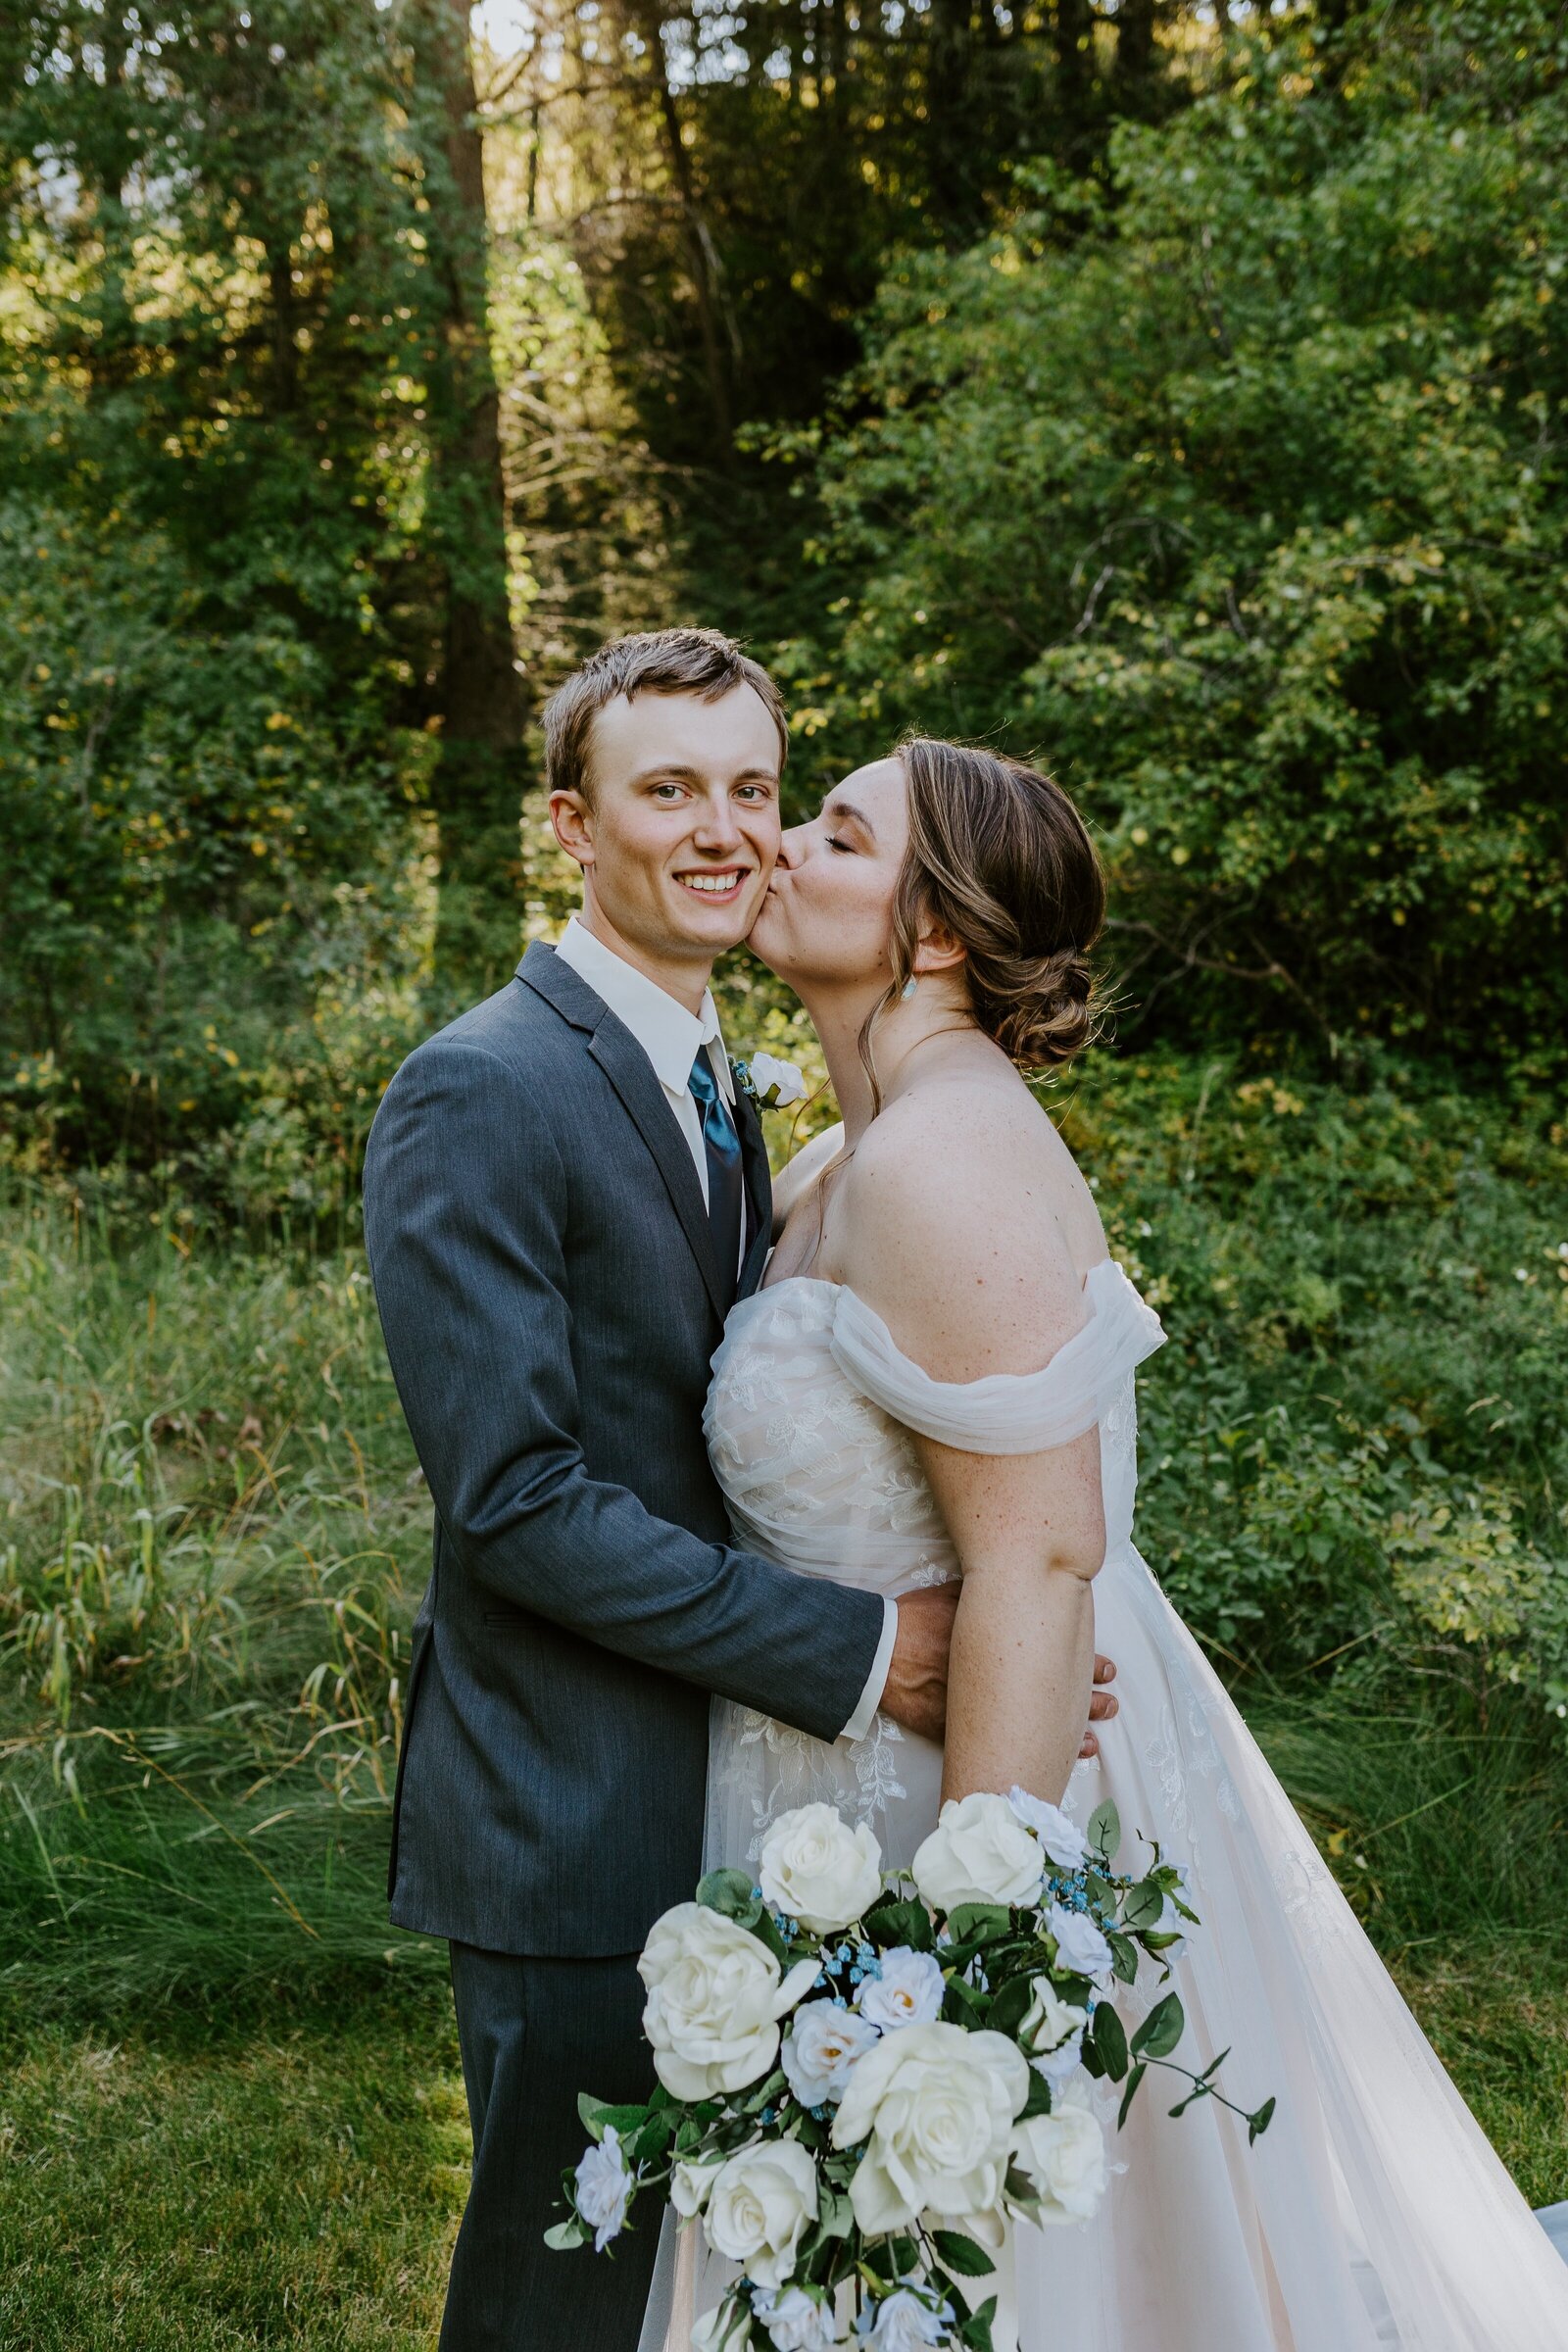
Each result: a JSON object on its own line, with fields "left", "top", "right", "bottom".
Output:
{"left": 772, "top": 5, "right": 1568, "bottom": 1066}
{"left": 1057, "top": 1054, "right": 1568, "bottom": 1729}
{"left": 0, "top": 496, "right": 431, "bottom": 1197}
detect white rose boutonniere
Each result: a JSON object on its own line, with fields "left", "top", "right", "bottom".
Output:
{"left": 760, "top": 1802, "right": 883, "bottom": 1934}
{"left": 735, "top": 1053, "right": 808, "bottom": 1110}
{"left": 704, "top": 2138, "right": 820, "bottom": 2289}
{"left": 639, "top": 1901, "right": 819, "bottom": 2100}
{"left": 912, "top": 1790, "right": 1045, "bottom": 1913}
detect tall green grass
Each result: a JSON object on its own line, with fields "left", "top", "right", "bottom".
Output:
{"left": 0, "top": 1184, "right": 440, "bottom": 2018}
{"left": 3, "top": 1055, "right": 1566, "bottom": 2044}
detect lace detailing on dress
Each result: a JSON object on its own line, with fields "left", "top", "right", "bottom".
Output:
{"left": 705, "top": 1282, "right": 955, "bottom": 1592}
{"left": 714, "top": 1702, "right": 910, "bottom": 1868}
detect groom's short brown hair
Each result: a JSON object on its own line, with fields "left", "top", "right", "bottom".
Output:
{"left": 544, "top": 629, "right": 790, "bottom": 806}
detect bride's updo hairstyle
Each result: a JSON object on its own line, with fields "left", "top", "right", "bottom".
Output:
{"left": 885, "top": 736, "right": 1105, "bottom": 1072}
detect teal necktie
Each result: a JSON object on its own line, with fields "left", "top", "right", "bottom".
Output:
{"left": 688, "top": 1050, "right": 744, "bottom": 1287}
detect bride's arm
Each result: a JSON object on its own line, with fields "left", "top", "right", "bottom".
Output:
{"left": 839, "top": 1101, "right": 1106, "bottom": 1805}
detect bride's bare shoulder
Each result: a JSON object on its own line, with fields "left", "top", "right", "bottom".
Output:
{"left": 839, "top": 1078, "right": 1103, "bottom": 1380}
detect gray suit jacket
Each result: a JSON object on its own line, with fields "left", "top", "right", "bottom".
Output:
{"left": 362, "top": 942, "right": 885, "bottom": 1956}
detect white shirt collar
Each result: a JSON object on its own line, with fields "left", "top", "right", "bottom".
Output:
{"left": 554, "top": 915, "right": 733, "bottom": 1102}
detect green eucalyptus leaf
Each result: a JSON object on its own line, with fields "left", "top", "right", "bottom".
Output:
{"left": 864, "top": 1895, "right": 935, "bottom": 1952}
{"left": 1087, "top": 1800, "right": 1121, "bottom": 1862}
{"left": 947, "top": 1902, "right": 1011, "bottom": 1943}
{"left": 697, "top": 1868, "right": 760, "bottom": 1921}
{"left": 1116, "top": 2060, "right": 1148, "bottom": 2130}
{"left": 1131, "top": 1991, "right": 1186, "bottom": 2060}
{"left": 931, "top": 2228, "right": 1000, "bottom": 2277}
{"left": 1092, "top": 1998, "right": 1129, "bottom": 2082}
{"left": 1121, "top": 1878, "right": 1166, "bottom": 1932}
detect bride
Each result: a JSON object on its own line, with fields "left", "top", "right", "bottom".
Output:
{"left": 643, "top": 735, "right": 1568, "bottom": 2350}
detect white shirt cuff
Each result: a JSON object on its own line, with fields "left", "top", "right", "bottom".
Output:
{"left": 841, "top": 1596, "right": 899, "bottom": 1743}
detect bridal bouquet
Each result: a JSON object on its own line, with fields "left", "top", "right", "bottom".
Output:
{"left": 549, "top": 1791, "right": 1272, "bottom": 2350}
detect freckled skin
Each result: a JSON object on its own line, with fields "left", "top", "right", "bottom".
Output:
{"left": 756, "top": 757, "right": 1114, "bottom": 1802}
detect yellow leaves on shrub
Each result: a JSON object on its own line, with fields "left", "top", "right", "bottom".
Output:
{"left": 1386, "top": 1488, "right": 1547, "bottom": 1647}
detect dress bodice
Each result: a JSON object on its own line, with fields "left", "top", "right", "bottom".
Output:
{"left": 703, "top": 1258, "right": 1165, "bottom": 1601}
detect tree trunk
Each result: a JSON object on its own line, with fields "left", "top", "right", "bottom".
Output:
{"left": 926, "top": 0, "right": 984, "bottom": 240}
{"left": 635, "top": 0, "right": 736, "bottom": 464}
{"left": 408, "top": 0, "right": 529, "bottom": 997}
{"left": 1116, "top": 0, "right": 1157, "bottom": 108}
{"left": 1054, "top": 0, "right": 1097, "bottom": 167}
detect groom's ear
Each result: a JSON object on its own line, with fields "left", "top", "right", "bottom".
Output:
{"left": 550, "top": 788, "right": 595, "bottom": 871}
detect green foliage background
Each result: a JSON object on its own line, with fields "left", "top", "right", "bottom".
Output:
{"left": 1, "top": 3, "right": 1566, "bottom": 2317}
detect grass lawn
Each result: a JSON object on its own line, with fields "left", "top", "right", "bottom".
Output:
{"left": 1, "top": 1938, "right": 1563, "bottom": 2349}
{"left": 0, "top": 1984, "right": 466, "bottom": 2352}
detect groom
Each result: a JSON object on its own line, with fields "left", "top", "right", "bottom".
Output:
{"left": 364, "top": 628, "right": 1113, "bottom": 2351}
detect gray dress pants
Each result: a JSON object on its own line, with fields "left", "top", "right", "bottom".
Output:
{"left": 442, "top": 1942, "right": 662, "bottom": 2352}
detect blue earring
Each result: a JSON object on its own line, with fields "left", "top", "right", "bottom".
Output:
{"left": 901, "top": 975, "right": 919, "bottom": 1002}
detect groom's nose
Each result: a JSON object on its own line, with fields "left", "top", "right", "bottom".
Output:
{"left": 690, "top": 787, "right": 745, "bottom": 852}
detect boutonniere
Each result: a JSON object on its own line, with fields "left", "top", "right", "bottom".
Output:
{"left": 732, "top": 1053, "right": 808, "bottom": 1111}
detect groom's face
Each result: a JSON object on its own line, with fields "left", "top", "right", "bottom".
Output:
{"left": 550, "top": 686, "right": 782, "bottom": 974}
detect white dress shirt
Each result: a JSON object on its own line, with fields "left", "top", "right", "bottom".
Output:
{"left": 552, "top": 914, "right": 897, "bottom": 1742}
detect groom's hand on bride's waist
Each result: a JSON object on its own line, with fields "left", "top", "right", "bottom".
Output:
{"left": 880, "top": 1585, "right": 1118, "bottom": 1755}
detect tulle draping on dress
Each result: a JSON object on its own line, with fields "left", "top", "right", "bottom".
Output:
{"left": 638, "top": 1261, "right": 1568, "bottom": 2351}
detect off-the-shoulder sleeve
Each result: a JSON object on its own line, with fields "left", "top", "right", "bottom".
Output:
{"left": 828, "top": 1260, "right": 1165, "bottom": 1455}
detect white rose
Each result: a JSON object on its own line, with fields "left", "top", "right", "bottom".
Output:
{"left": 912, "top": 1792, "right": 1045, "bottom": 1914}
{"left": 753, "top": 2283, "right": 843, "bottom": 2350}
{"left": 1018, "top": 1977, "right": 1089, "bottom": 2065}
{"left": 694, "top": 2297, "right": 754, "bottom": 2350}
{"left": 862, "top": 2287, "right": 954, "bottom": 2348}
{"left": 830, "top": 2020, "right": 1028, "bottom": 2234}
{"left": 858, "top": 1947, "right": 944, "bottom": 2034}
{"left": 1007, "top": 1787, "right": 1090, "bottom": 1872}
{"left": 671, "top": 2151, "right": 725, "bottom": 2218}
{"left": 760, "top": 1803, "right": 883, "bottom": 1935}
{"left": 781, "top": 2000, "right": 880, "bottom": 2106}
{"left": 1011, "top": 2079, "right": 1108, "bottom": 2223}
{"left": 751, "top": 1054, "right": 808, "bottom": 1107}
{"left": 640, "top": 1903, "right": 820, "bottom": 2101}
{"left": 573, "top": 2126, "right": 633, "bottom": 2251}
{"left": 1047, "top": 1903, "right": 1113, "bottom": 1983}
{"left": 703, "top": 2138, "right": 819, "bottom": 2291}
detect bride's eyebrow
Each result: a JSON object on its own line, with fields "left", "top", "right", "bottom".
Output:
{"left": 824, "top": 799, "right": 875, "bottom": 839}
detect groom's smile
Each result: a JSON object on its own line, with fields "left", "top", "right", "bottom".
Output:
{"left": 675, "top": 865, "right": 753, "bottom": 901}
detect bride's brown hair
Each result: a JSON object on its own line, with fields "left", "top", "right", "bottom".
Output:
{"left": 868, "top": 736, "right": 1105, "bottom": 1082}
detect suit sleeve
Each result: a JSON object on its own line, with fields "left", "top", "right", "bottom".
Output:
{"left": 362, "top": 1037, "right": 885, "bottom": 1744}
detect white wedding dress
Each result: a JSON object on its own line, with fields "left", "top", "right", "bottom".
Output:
{"left": 639, "top": 1259, "right": 1568, "bottom": 2350}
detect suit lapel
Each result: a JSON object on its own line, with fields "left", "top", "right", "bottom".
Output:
{"left": 735, "top": 1087, "right": 773, "bottom": 1300}
{"left": 517, "top": 944, "right": 732, "bottom": 1321}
